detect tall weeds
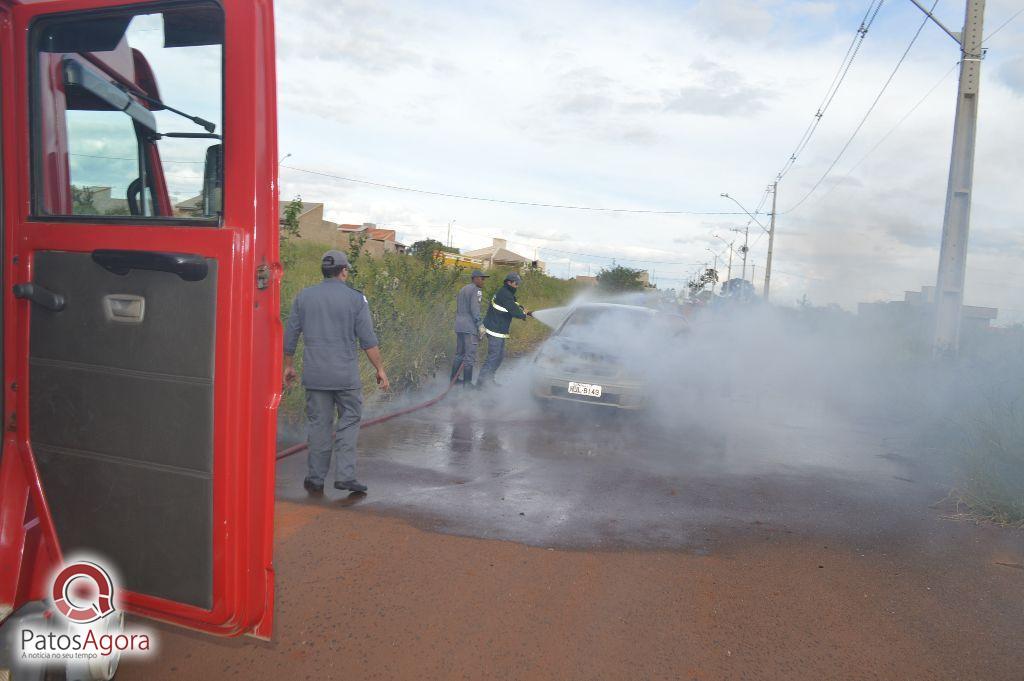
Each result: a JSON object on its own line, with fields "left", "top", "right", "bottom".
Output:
{"left": 279, "top": 240, "right": 578, "bottom": 421}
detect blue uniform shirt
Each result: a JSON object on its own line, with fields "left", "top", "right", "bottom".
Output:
{"left": 284, "top": 279, "right": 379, "bottom": 390}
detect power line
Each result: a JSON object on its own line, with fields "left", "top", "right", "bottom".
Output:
{"left": 443, "top": 221, "right": 706, "bottom": 265}
{"left": 70, "top": 152, "right": 204, "bottom": 165}
{"left": 781, "top": 0, "right": 939, "bottom": 215}
{"left": 984, "top": 6, "right": 1024, "bottom": 41}
{"left": 280, "top": 164, "right": 747, "bottom": 216}
{"left": 775, "top": 0, "right": 886, "bottom": 183}
{"left": 537, "top": 245, "right": 705, "bottom": 266}
{"left": 811, "top": 59, "right": 958, "bottom": 206}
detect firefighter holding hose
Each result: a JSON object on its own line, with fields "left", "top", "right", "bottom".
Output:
{"left": 283, "top": 250, "right": 389, "bottom": 495}
{"left": 478, "top": 272, "right": 532, "bottom": 385}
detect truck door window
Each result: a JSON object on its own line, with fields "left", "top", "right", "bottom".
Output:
{"left": 67, "top": 109, "right": 140, "bottom": 215}
{"left": 31, "top": 3, "right": 224, "bottom": 223}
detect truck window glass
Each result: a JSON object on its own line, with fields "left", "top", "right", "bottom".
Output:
{"left": 31, "top": 3, "right": 224, "bottom": 222}
{"left": 66, "top": 109, "right": 141, "bottom": 215}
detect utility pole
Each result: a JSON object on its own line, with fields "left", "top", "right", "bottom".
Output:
{"left": 909, "top": 0, "right": 986, "bottom": 355}
{"left": 764, "top": 182, "right": 778, "bottom": 301}
{"left": 731, "top": 226, "right": 750, "bottom": 281}
{"left": 446, "top": 219, "right": 456, "bottom": 248}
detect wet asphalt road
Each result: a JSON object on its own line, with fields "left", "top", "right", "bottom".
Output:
{"left": 275, "top": 366, "right": 953, "bottom": 551}
{"left": 121, "top": 365, "right": 1024, "bottom": 680}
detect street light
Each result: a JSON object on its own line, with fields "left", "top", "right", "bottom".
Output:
{"left": 447, "top": 219, "right": 456, "bottom": 248}
{"left": 719, "top": 192, "right": 767, "bottom": 233}
{"left": 711, "top": 234, "right": 735, "bottom": 281}
{"left": 712, "top": 233, "right": 733, "bottom": 251}
{"left": 278, "top": 152, "right": 292, "bottom": 165}
{"left": 722, "top": 186, "right": 778, "bottom": 300}
{"left": 704, "top": 247, "right": 722, "bottom": 291}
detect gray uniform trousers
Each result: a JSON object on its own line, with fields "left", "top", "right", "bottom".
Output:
{"left": 479, "top": 335, "right": 506, "bottom": 382}
{"left": 452, "top": 332, "right": 479, "bottom": 377}
{"left": 305, "top": 388, "right": 363, "bottom": 484}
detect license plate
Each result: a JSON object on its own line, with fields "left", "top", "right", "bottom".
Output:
{"left": 568, "top": 381, "right": 602, "bottom": 397}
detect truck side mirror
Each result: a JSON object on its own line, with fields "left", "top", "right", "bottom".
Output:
{"left": 202, "top": 143, "right": 223, "bottom": 218}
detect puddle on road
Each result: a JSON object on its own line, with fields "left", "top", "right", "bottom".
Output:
{"left": 276, "top": 372, "right": 938, "bottom": 551}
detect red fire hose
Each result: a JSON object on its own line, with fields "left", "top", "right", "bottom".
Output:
{"left": 275, "top": 361, "right": 465, "bottom": 461}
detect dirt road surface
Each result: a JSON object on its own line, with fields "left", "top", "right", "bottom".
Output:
{"left": 120, "top": 382, "right": 1024, "bottom": 680}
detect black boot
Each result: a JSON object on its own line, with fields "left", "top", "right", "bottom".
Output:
{"left": 462, "top": 367, "right": 474, "bottom": 388}
{"left": 450, "top": 362, "right": 462, "bottom": 383}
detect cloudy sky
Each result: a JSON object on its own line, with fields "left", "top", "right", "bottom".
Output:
{"left": 274, "top": 0, "right": 1024, "bottom": 323}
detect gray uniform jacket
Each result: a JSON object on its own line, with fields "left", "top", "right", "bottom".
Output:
{"left": 454, "top": 283, "right": 483, "bottom": 334}
{"left": 284, "top": 279, "right": 379, "bottom": 390}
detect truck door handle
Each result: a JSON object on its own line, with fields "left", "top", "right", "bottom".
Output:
{"left": 13, "top": 283, "right": 66, "bottom": 311}
{"left": 91, "top": 250, "right": 208, "bottom": 282}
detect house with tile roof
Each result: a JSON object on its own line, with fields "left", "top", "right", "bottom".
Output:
{"left": 461, "top": 238, "right": 543, "bottom": 272}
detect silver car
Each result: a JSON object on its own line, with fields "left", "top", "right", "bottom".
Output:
{"left": 530, "top": 302, "right": 687, "bottom": 410}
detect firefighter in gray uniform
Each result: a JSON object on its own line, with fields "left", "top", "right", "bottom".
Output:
{"left": 450, "top": 269, "right": 489, "bottom": 387}
{"left": 283, "top": 250, "right": 389, "bottom": 494}
{"left": 479, "top": 272, "right": 532, "bottom": 385}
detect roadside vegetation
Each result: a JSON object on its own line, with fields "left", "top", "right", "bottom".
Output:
{"left": 279, "top": 237, "right": 579, "bottom": 422}
{"left": 950, "top": 327, "right": 1024, "bottom": 526}
{"left": 956, "top": 398, "right": 1024, "bottom": 527}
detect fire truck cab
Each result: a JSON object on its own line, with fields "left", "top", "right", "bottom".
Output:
{"left": 0, "top": 0, "right": 280, "bottom": 675}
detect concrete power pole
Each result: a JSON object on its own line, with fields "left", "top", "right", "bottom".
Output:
{"left": 763, "top": 182, "right": 778, "bottom": 301}
{"left": 732, "top": 227, "right": 750, "bottom": 281}
{"left": 914, "top": 0, "right": 986, "bottom": 354}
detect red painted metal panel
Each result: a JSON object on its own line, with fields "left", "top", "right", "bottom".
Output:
{"left": 0, "top": 0, "right": 279, "bottom": 638}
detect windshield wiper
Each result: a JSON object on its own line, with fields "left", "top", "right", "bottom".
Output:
{"left": 118, "top": 84, "right": 217, "bottom": 134}
{"left": 161, "top": 132, "right": 222, "bottom": 140}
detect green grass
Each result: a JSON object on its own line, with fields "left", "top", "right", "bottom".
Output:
{"left": 954, "top": 389, "right": 1024, "bottom": 527}
{"left": 279, "top": 241, "right": 579, "bottom": 421}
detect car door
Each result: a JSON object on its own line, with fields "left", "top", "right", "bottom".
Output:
{"left": 0, "top": 0, "right": 280, "bottom": 639}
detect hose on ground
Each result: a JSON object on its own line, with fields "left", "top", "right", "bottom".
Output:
{"left": 275, "top": 360, "right": 466, "bottom": 461}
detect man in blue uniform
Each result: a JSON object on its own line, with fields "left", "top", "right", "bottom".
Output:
{"left": 479, "top": 272, "right": 532, "bottom": 385}
{"left": 284, "top": 250, "right": 389, "bottom": 494}
{"left": 451, "top": 269, "right": 489, "bottom": 387}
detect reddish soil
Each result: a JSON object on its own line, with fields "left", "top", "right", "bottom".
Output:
{"left": 119, "top": 500, "right": 1024, "bottom": 680}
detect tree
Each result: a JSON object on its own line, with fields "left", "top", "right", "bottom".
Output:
{"left": 720, "top": 278, "right": 754, "bottom": 301}
{"left": 687, "top": 268, "right": 719, "bottom": 302}
{"left": 280, "top": 195, "right": 304, "bottom": 243}
{"left": 597, "top": 265, "right": 645, "bottom": 292}
{"left": 409, "top": 238, "right": 458, "bottom": 266}
{"left": 409, "top": 239, "right": 444, "bottom": 264}
{"left": 71, "top": 186, "right": 97, "bottom": 215}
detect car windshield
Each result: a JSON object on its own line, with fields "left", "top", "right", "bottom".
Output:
{"left": 557, "top": 307, "right": 656, "bottom": 346}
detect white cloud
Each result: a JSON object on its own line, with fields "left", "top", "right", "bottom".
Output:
{"left": 274, "top": 0, "right": 1024, "bottom": 323}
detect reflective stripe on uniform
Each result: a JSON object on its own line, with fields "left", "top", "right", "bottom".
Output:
{"left": 490, "top": 297, "right": 509, "bottom": 313}
{"left": 484, "top": 328, "right": 510, "bottom": 338}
